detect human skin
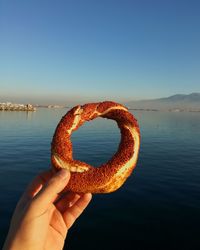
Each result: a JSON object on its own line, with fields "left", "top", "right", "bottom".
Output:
{"left": 3, "top": 169, "right": 92, "bottom": 250}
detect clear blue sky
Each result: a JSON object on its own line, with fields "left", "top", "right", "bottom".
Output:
{"left": 0, "top": 0, "right": 199, "bottom": 104}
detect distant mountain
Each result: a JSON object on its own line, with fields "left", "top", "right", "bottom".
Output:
{"left": 126, "top": 93, "right": 200, "bottom": 110}
{"left": 157, "top": 93, "right": 200, "bottom": 102}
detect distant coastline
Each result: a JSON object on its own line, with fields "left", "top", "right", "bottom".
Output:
{"left": 0, "top": 102, "right": 36, "bottom": 111}
{"left": 1, "top": 93, "right": 200, "bottom": 113}
{"left": 128, "top": 108, "right": 200, "bottom": 112}
{"left": 1, "top": 102, "right": 200, "bottom": 113}
{"left": 35, "top": 104, "right": 71, "bottom": 109}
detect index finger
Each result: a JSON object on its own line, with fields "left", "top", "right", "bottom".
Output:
{"left": 62, "top": 193, "right": 92, "bottom": 229}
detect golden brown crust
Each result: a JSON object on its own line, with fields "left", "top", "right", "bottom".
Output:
{"left": 51, "top": 101, "right": 140, "bottom": 193}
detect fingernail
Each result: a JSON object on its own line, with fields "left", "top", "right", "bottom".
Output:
{"left": 56, "top": 169, "right": 69, "bottom": 180}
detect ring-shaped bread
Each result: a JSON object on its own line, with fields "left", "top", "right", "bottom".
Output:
{"left": 51, "top": 101, "right": 140, "bottom": 193}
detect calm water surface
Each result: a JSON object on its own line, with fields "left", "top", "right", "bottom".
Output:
{"left": 0, "top": 108, "right": 200, "bottom": 249}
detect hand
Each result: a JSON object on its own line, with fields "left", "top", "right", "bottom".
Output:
{"left": 3, "top": 169, "right": 92, "bottom": 250}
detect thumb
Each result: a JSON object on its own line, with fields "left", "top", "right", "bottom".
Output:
{"left": 31, "top": 169, "right": 70, "bottom": 212}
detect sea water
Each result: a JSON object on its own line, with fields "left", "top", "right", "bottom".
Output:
{"left": 0, "top": 109, "right": 200, "bottom": 249}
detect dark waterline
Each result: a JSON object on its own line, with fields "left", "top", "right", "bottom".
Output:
{"left": 0, "top": 109, "right": 200, "bottom": 249}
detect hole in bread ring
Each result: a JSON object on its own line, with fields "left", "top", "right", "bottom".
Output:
{"left": 51, "top": 101, "right": 140, "bottom": 193}
{"left": 71, "top": 117, "right": 120, "bottom": 167}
